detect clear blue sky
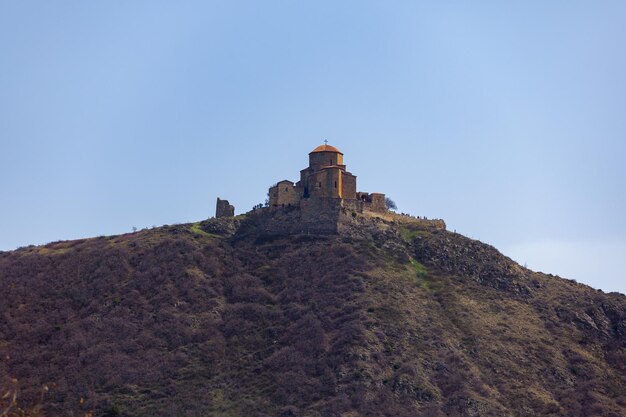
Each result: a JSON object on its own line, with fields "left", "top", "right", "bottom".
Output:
{"left": 1, "top": 1, "right": 625, "bottom": 293}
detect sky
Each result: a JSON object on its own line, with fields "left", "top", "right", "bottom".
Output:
{"left": 1, "top": 1, "right": 625, "bottom": 293}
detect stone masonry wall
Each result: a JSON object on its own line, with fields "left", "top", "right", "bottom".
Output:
{"left": 240, "top": 198, "right": 445, "bottom": 238}
{"left": 245, "top": 198, "right": 346, "bottom": 236}
{"left": 367, "top": 193, "right": 387, "bottom": 213}
{"left": 216, "top": 198, "right": 235, "bottom": 218}
{"left": 269, "top": 181, "right": 301, "bottom": 208}
{"left": 342, "top": 172, "right": 357, "bottom": 199}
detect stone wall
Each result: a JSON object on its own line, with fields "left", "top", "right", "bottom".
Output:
{"left": 243, "top": 200, "right": 341, "bottom": 236}
{"left": 307, "top": 169, "right": 341, "bottom": 199}
{"left": 342, "top": 172, "right": 357, "bottom": 199}
{"left": 269, "top": 181, "right": 301, "bottom": 208}
{"left": 238, "top": 198, "right": 445, "bottom": 238}
{"left": 244, "top": 197, "right": 359, "bottom": 237}
{"left": 368, "top": 193, "right": 387, "bottom": 213}
{"left": 365, "top": 210, "right": 447, "bottom": 230}
{"left": 356, "top": 192, "right": 387, "bottom": 213}
{"left": 216, "top": 198, "right": 235, "bottom": 218}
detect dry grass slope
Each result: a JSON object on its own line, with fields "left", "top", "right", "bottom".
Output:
{"left": 0, "top": 216, "right": 624, "bottom": 417}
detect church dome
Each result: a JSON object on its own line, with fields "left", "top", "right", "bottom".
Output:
{"left": 310, "top": 144, "right": 343, "bottom": 154}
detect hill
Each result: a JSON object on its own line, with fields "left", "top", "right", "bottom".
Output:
{"left": 0, "top": 213, "right": 624, "bottom": 417}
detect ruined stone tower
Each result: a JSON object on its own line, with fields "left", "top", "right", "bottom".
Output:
{"left": 215, "top": 198, "right": 234, "bottom": 218}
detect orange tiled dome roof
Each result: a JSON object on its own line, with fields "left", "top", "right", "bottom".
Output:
{"left": 310, "top": 144, "right": 343, "bottom": 154}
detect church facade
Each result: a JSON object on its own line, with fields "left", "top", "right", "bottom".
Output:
{"left": 268, "top": 144, "right": 387, "bottom": 213}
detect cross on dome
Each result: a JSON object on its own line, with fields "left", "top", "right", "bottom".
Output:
{"left": 310, "top": 143, "right": 343, "bottom": 154}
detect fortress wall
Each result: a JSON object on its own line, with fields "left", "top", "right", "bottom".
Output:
{"left": 367, "top": 193, "right": 387, "bottom": 213}
{"left": 299, "top": 198, "right": 344, "bottom": 233}
{"left": 355, "top": 192, "right": 387, "bottom": 213}
{"left": 240, "top": 198, "right": 445, "bottom": 238}
{"left": 247, "top": 198, "right": 343, "bottom": 236}
{"left": 363, "top": 210, "right": 446, "bottom": 230}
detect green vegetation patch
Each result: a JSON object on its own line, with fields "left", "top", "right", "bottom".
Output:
{"left": 410, "top": 259, "right": 427, "bottom": 278}
{"left": 408, "top": 258, "right": 439, "bottom": 291}
{"left": 190, "top": 222, "right": 214, "bottom": 238}
{"left": 399, "top": 225, "right": 422, "bottom": 242}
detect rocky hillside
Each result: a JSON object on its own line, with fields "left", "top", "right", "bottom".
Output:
{"left": 0, "top": 214, "right": 624, "bottom": 417}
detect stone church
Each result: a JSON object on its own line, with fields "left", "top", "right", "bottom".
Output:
{"left": 214, "top": 143, "right": 445, "bottom": 234}
{"left": 215, "top": 144, "right": 387, "bottom": 219}
{"left": 268, "top": 144, "right": 387, "bottom": 213}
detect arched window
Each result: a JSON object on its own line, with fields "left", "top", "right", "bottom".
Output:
{"left": 334, "top": 181, "right": 337, "bottom": 188}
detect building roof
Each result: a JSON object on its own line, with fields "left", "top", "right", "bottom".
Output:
{"left": 310, "top": 144, "right": 343, "bottom": 154}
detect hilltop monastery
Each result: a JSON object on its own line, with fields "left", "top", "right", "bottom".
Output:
{"left": 216, "top": 144, "right": 387, "bottom": 217}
